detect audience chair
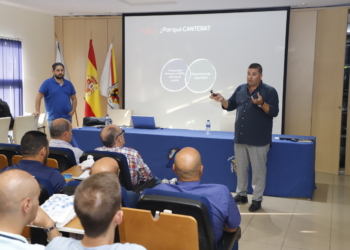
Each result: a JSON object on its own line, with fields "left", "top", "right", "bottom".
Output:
{"left": 11, "top": 155, "right": 22, "bottom": 165}
{"left": 0, "top": 117, "right": 11, "bottom": 143}
{"left": 138, "top": 189, "right": 241, "bottom": 250}
{"left": 13, "top": 115, "right": 38, "bottom": 144}
{"left": 80, "top": 150, "right": 156, "bottom": 193}
{"left": 49, "top": 147, "right": 77, "bottom": 172}
{"left": 46, "top": 158, "right": 59, "bottom": 169}
{"left": 108, "top": 109, "right": 133, "bottom": 126}
{"left": 0, "top": 143, "right": 21, "bottom": 166}
{"left": 37, "top": 113, "right": 46, "bottom": 133}
{"left": 119, "top": 207, "right": 199, "bottom": 250}
{"left": 0, "top": 154, "right": 8, "bottom": 171}
{"left": 12, "top": 155, "right": 59, "bottom": 169}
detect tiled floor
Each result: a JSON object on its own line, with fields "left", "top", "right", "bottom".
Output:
{"left": 235, "top": 172, "right": 350, "bottom": 250}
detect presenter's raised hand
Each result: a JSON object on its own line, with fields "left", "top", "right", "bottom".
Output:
{"left": 210, "top": 92, "right": 224, "bottom": 102}
{"left": 251, "top": 92, "right": 263, "bottom": 105}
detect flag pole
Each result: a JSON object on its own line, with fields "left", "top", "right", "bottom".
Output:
{"left": 75, "top": 112, "right": 79, "bottom": 127}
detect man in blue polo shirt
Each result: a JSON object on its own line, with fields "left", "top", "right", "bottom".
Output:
{"left": 34, "top": 63, "right": 77, "bottom": 128}
{"left": 1, "top": 131, "right": 65, "bottom": 193}
{"left": 154, "top": 147, "right": 241, "bottom": 243}
{"left": 210, "top": 63, "right": 279, "bottom": 212}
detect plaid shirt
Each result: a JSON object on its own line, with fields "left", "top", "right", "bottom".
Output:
{"left": 95, "top": 146, "right": 153, "bottom": 186}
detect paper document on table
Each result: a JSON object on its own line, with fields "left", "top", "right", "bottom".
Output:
{"left": 73, "top": 170, "right": 90, "bottom": 180}
{"left": 41, "top": 194, "right": 76, "bottom": 227}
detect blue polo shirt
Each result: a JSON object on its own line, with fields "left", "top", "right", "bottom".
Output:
{"left": 154, "top": 181, "right": 241, "bottom": 242}
{"left": 225, "top": 82, "right": 279, "bottom": 145}
{"left": 39, "top": 77, "right": 76, "bottom": 121}
{"left": 1, "top": 160, "right": 66, "bottom": 193}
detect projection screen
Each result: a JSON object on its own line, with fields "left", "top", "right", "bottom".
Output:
{"left": 123, "top": 8, "right": 289, "bottom": 133}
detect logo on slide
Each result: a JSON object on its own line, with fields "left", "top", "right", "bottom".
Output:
{"left": 141, "top": 27, "right": 156, "bottom": 35}
{"left": 160, "top": 58, "right": 216, "bottom": 93}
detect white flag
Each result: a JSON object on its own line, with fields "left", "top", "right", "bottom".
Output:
{"left": 100, "top": 43, "right": 120, "bottom": 109}
{"left": 56, "top": 41, "right": 70, "bottom": 81}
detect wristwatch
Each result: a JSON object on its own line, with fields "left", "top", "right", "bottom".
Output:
{"left": 44, "top": 223, "right": 56, "bottom": 232}
{"left": 258, "top": 101, "right": 264, "bottom": 108}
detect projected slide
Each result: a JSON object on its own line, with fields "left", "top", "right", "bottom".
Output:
{"left": 160, "top": 58, "right": 216, "bottom": 93}
{"left": 124, "top": 9, "right": 288, "bottom": 133}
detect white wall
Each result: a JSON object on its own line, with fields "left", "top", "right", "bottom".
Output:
{"left": 0, "top": 3, "right": 54, "bottom": 114}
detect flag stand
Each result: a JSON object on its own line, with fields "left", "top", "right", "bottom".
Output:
{"left": 75, "top": 112, "right": 79, "bottom": 127}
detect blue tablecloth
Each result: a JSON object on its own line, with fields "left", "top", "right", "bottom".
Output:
{"left": 72, "top": 127, "right": 316, "bottom": 198}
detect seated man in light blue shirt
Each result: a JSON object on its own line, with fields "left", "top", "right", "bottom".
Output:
{"left": 154, "top": 147, "right": 241, "bottom": 242}
{"left": 49, "top": 118, "right": 83, "bottom": 164}
{"left": 46, "top": 172, "right": 146, "bottom": 250}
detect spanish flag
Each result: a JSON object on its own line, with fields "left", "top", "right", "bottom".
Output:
{"left": 85, "top": 39, "right": 102, "bottom": 117}
{"left": 100, "top": 43, "right": 120, "bottom": 109}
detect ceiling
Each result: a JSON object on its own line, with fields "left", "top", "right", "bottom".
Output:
{"left": 0, "top": 0, "right": 349, "bottom": 16}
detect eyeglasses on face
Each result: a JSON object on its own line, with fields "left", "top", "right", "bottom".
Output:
{"left": 116, "top": 130, "right": 125, "bottom": 138}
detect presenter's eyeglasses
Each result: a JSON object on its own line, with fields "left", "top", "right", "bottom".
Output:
{"left": 116, "top": 130, "right": 125, "bottom": 138}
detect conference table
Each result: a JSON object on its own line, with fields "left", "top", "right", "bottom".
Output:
{"left": 72, "top": 127, "right": 316, "bottom": 198}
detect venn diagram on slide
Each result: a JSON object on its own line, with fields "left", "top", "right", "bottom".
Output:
{"left": 160, "top": 58, "right": 216, "bottom": 93}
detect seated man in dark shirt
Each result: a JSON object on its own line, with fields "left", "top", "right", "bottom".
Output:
{"left": 2, "top": 131, "right": 65, "bottom": 193}
{"left": 154, "top": 147, "right": 241, "bottom": 243}
{"left": 0, "top": 98, "right": 14, "bottom": 129}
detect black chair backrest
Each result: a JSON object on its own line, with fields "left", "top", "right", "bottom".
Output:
{"left": 38, "top": 183, "right": 51, "bottom": 205}
{"left": 31, "top": 180, "right": 53, "bottom": 247}
{"left": 35, "top": 177, "right": 54, "bottom": 204}
{"left": 0, "top": 143, "right": 20, "bottom": 166}
{"left": 137, "top": 189, "right": 216, "bottom": 250}
{"left": 80, "top": 150, "right": 133, "bottom": 190}
{"left": 49, "top": 147, "right": 77, "bottom": 172}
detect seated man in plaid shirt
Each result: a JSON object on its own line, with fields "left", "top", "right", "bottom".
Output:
{"left": 95, "top": 125, "right": 153, "bottom": 186}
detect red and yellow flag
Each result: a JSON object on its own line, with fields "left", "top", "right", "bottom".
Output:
{"left": 85, "top": 39, "right": 102, "bottom": 117}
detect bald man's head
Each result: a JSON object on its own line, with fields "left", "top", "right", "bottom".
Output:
{"left": 0, "top": 169, "right": 40, "bottom": 223}
{"left": 90, "top": 157, "right": 120, "bottom": 176}
{"left": 100, "top": 125, "right": 125, "bottom": 147}
{"left": 50, "top": 118, "right": 72, "bottom": 142}
{"left": 173, "top": 147, "right": 203, "bottom": 182}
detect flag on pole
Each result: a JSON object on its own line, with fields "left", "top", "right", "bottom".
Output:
{"left": 100, "top": 43, "right": 120, "bottom": 109}
{"left": 55, "top": 41, "right": 70, "bottom": 80}
{"left": 84, "top": 39, "right": 102, "bottom": 117}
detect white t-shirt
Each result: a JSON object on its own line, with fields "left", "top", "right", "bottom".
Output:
{"left": 46, "top": 237, "right": 146, "bottom": 250}
{"left": 0, "top": 231, "right": 45, "bottom": 250}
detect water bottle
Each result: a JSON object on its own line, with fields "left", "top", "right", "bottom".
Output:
{"left": 105, "top": 114, "right": 112, "bottom": 126}
{"left": 206, "top": 120, "right": 211, "bottom": 135}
